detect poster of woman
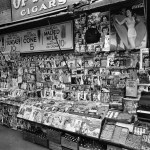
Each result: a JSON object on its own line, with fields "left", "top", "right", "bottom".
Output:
{"left": 110, "top": 0, "right": 147, "bottom": 50}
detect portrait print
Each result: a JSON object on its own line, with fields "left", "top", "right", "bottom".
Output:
{"left": 110, "top": 0, "right": 147, "bottom": 50}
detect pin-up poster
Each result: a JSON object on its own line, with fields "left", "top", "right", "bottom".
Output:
{"left": 5, "top": 33, "right": 21, "bottom": 52}
{"left": 21, "top": 29, "right": 41, "bottom": 53}
{"left": 110, "top": 0, "right": 147, "bottom": 50}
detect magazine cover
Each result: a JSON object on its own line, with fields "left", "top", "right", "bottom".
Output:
{"left": 51, "top": 112, "right": 66, "bottom": 129}
{"left": 123, "top": 98, "right": 138, "bottom": 114}
{"left": 23, "top": 106, "right": 33, "bottom": 120}
{"left": 80, "top": 117, "right": 102, "bottom": 138}
{"left": 99, "top": 11, "right": 110, "bottom": 51}
{"left": 42, "top": 112, "right": 54, "bottom": 126}
{"left": 32, "top": 108, "right": 43, "bottom": 123}
{"left": 17, "top": 105, "right": 26, "bottom": 118}
{"left": 140, "top": 48, "right": 149, "bottom": 69}
{"left": 126, "top": 79, "right": 138, "bottom": 97}
{"left": 63, "top": 114, "right": 82, "bottom": 133}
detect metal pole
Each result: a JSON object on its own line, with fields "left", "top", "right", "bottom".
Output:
{"left": 47, "top": 20, "right": 71, "bottom": 73}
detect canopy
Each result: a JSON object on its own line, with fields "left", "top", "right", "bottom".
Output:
{"left": 81, "top": 0, "right": 127, "bottom": 11}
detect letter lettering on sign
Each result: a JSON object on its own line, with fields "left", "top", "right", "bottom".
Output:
{"left": 32, "top": 0, "right": 39, "bottom": 3}
{"left": 32, "top": 6, "right": 38, "bottom": 13}
{"left": 39, "top": 3, "right": 47, "bottom": 11}
{"left": 21, "top": 9, "right": 26, "bottom": 16}
{"left": 58, "top": 0, "right": 67, "bottom": 5}
{"left": 49, "top": 0, "right": 56, "bottom": 8}
{"left": 13, "top": 0, "right": 22, "bottom": 9}
{"left": 21, "top": 0, "right": 27, "bottom": 7}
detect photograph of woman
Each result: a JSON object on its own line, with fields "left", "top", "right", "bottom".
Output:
{"left": 111, "top": 3, "right": 147, "bottom": 50}
{"left": 115, "top": 9, "right": 137, "bottom": 49}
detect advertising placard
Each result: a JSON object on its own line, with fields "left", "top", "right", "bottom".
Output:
{"left": 140, "top": 48, "right": 149, "bottom": 69}
{"left": 21, "top": 29, "right": 42, "bottom": 52}
{"left": 110, "top": 0, "right": 147, "bottom": 51}
{"left": 5, "top": 33, "right": 21, "bottom": 53}
{"left": 11, "top": 0, "right": 81, "bottom": 21}
{"left": 0, "top": 21, "right": 73, "bottom": 53}
{"left": 40, "top": 21, "right": 73, "bottom": 52}
{"left": 20, "top": 21, "right": 73, "bottom": 53}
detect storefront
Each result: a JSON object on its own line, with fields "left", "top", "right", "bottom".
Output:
{"left": 0, "top": 0, "right": 149, "bottom": 150}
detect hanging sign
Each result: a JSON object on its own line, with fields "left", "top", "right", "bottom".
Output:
{"left": 20, "top": 21, "right": 73, "bottom": 53}
{"left": 21, "top": 29, "right": 41, "bottom": 52}
{"left": 40, "top": 21, "right": 73, "bottom": 51}
{"left": 5, "top": 33, "right": 21, "bottom": 53}
{"left": 11, "top": 0, "right": 81, "bottom": 22}
{"left": 0, "top": 21, "right": 73, "bottom": 53}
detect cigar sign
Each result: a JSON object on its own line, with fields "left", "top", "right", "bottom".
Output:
{"left": 11, "top": 0, "right": 80, "bottom": 21}
{"left": 0, "top": 21, "right": 73, "bottom": 53}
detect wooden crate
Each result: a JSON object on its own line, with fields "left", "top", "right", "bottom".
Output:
{"left": 62, "top": 147, "right": 72, "bottom": 150}
{"left": 79, "top": 147, "right": 91, "bottom": 150}
{"left": 49, "top": 141, "right": 62, "bottom": 150}
{"left": 47, "top": 129, "right": 62, "bottom": 144}
{"left": 22, "top": 131, "right": 35, "bottom": 143}
{"left": 61, "top": 136, "right": 79, "bottom": 150}
{"left": 34, "top": 135, "right": 48, "bottom": 148}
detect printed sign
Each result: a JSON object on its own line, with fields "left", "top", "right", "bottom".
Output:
{"left": 21, "top": 29, "right": 41, "bottom": 52}
{"left": 140, "top": 48, "right": 149, "bottom": 70}
{"left": 11, "top": 0, "right": 81, "bottom": 21}
{"left": 40, "top": 21, "right": 73, "bottom": 52}
{"left": 126, "top": 79, "right": 138, "bottom": 97}
{"left": 5, "top": 33, "right": 21, "bottom": 53}
{"left": 1, "top": 21, "right": 73, "bottom": 53}
{"left": 110, "top": 0, "right": 147, "bottom": 51}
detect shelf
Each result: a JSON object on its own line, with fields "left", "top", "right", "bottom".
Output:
{"left": 17, "top": 116, "right": 139, "bottom": 150}
{"left": 17, "top": 117, "right": 101, "bottom": 140}
{"left": 100, "top": 139, "right": 138, "bottom": 150}
{"left": 138, "top": 84, "right": 150, "bottom": 86}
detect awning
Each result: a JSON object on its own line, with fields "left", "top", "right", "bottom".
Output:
{"left": 0, "top": 10, "right": 73, "bottom": 30}
{"left": 0, "top": 0, "right": 127, "bottom": 30}
{"left": 79, "top": 0, "right": 127, "bottom": 11}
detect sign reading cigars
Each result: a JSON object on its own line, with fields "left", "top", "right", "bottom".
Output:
{"left": 11, "top": 0, "right": 80, "bottom": 21}
{"left": 0, "top": 21, "right": 73, "bottom": 53}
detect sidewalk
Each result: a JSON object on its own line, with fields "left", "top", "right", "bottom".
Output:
{"left": 0, "top": 125, "right": 48, "bottom": 150}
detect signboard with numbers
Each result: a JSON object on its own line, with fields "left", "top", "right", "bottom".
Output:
{"left": 40, "top": 21, "right": 73, "bottom": 52}
{"left": 21, "top": 29, "right": 41, "bottom": 52}
{"left": 0, "top": 21, "right": 73, "bottom": 53}
{"left": 5, "top": 33, "right": 21, "bottom": 53}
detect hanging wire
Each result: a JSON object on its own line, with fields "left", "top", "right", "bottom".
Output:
{"left": 47, "top": 20, "right": 71, "bottom": 73}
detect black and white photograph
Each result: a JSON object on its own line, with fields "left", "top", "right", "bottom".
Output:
{"left": 0, "top": 0, "right": 149, "bottom": 150}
